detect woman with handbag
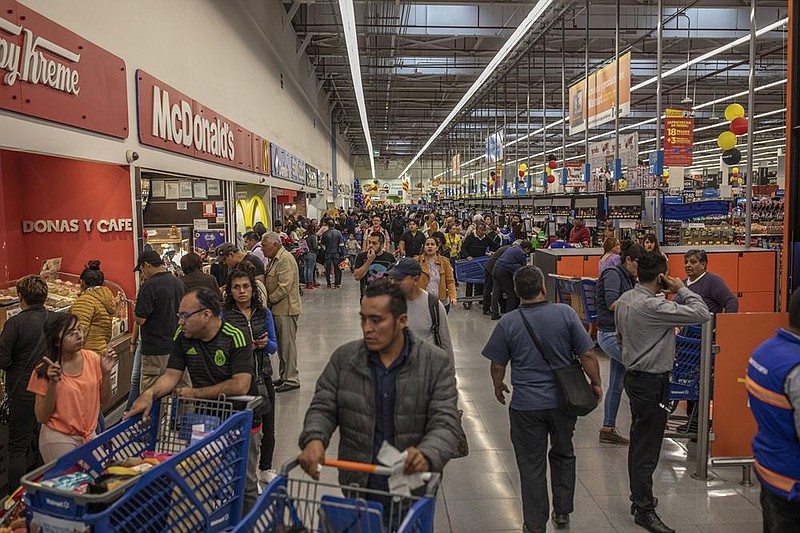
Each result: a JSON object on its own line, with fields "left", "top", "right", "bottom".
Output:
{"left": 415, "top": 236, "right": 457, "bottom": 313}
{"left": 27, "top": 312, "right": 117, "bottom": 463}
{"left": 0, "top": 275, "right": 49, "bottom": 489}
{"left": 223, "top": 267, "right": 279, "bottom": 486}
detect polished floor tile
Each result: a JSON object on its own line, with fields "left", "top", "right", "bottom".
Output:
{"left": 269, "top": 274, "right": 764, "bottom": 531}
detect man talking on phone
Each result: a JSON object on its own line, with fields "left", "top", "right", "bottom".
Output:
{"left": 614, "top": 252, "right": 711, "bottom": 533}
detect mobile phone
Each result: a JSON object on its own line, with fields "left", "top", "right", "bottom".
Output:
{"left": 657, "top": 274, "right": 670, "bottom": 291}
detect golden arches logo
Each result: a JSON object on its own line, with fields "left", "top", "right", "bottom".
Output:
{"left": 237, "top": 196, "right": 269, "bottom": 229}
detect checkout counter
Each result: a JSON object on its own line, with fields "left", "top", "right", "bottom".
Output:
{"left": 534, "top": 245, "right": 778, "bottom": 312}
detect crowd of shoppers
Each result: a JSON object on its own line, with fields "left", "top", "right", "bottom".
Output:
{"left": 5, "top": 204, "right": 791, "bottom": 533}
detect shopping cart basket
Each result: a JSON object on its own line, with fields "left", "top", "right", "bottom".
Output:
{"left": 234, "top": 458, "right": 440, "bottom": 533}
{"left": 669, "top": 327, "right": 705, "bottom": 402}
{"left": 456, "top": 256, "right": 490, "bottom": 308}
{"left": 550, "top": 275, "right": 598, "bottom": 326}
{"left": 23, "top": 394, "right": 259, "bottom": 532}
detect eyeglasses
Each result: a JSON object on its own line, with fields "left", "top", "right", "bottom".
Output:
{"left": 177, "top": 308, "right": 208, "bottom": 321}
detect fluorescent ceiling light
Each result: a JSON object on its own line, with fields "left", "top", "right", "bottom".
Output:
{"left": 631, "top": 18, "right": 787, "bottom": 92}
{"left": 338, "top": 0, "right": 376, "bottom": 180}
{"left": 396, "top": 0, "right": 554, "bottom": 179}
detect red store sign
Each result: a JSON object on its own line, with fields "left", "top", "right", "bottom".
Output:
{"left": 136, "top": 70, "right": 269, "bottom": 175}
{"left": 0, "top": 0, "right": 128, "bottom": 138}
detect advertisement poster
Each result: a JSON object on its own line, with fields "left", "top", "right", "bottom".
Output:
{"left": 587, "top": 132, "right": 639, "bottom": 169}
{"left": 664, "top": 108, "right": 695, "bottom": 167}
{"left": 569, "top": 52, "right": 631, "bottom": 135}
{"left": 486, "top": 129, "right": 504, "bottom": 163}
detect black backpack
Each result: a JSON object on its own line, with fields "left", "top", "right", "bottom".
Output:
{"left": 427, "top": 292, "right": 442, "bottom": 348}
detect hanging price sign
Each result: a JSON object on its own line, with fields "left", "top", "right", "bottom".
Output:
{"left": 664, "top": 108, "right": 695, "bottom": 167}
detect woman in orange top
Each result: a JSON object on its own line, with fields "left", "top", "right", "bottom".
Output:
{"left": 416, "top": 236, "right": 457, "bottom": 313}
{"left": 28, "top": 312, "right": 116, "bottom": 463}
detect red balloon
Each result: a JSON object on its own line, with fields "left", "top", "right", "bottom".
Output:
{"left": 730, "top": 117, "right": 748, "bottom": 136}
{"left": 547, "top": 175, "right": 556, "bottom": 184}
{"left": 548, "top": 160, "right": 558, "bottom": 170}
{"left": 518, "top": 170, "right": 525, "bottom": 178}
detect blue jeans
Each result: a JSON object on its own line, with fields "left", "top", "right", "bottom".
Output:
{"left": 304, "top": 252, "right": 317, "bottom": 284}
{"left": 125, "top": 342, "right": 142, "bottom": 411}
{"left": 598, "top": 330, "right": 625, "bottom": 428}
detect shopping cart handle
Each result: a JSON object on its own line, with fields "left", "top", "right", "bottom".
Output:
{"left": 226, "top": 395, "right": 263, "bottom": 412}
{"left": 281, "top": 458, "right": 440, "bottom": 495}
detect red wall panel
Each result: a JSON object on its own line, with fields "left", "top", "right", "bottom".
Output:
{"left": 0, "top": 151, "right": 135, "bottom": 297}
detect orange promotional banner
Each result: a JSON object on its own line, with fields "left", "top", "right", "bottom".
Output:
{"left": 569, "top": 52, "right": 631, "bottom": 135}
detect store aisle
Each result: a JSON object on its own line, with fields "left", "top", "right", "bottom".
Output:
{"left": 271, "top": 274, "right": 763, "bottom": 532}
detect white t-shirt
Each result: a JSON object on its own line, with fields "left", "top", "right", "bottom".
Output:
{"left": 406, "top": 290, "right": 454, "bottom": 362}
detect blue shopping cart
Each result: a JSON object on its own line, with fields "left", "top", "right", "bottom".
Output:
{"left": 550, "top": 275, "right": 598, "bottom": 327}
{"left": 234, "top": 458, "right": 440, "bottom": 533}
{"left": 670, "top": 326, "right": 705, "bottom": 402}
{"left": 455, "top": 256, "right": 490, "bottom": 309}
{"left": 23, "top": 394, "right": 259, "bottom": 532}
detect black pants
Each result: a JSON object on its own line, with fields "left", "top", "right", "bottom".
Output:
{"left": 8, "top": 396, "right": 40, "bottom": 490}
{"left": 761, "top": 486, "right": 800, "bottom": 533}
{"left": 325, "top": 255, "right": 342, "bottom": 285}
{"left": 465, "top": 282, "right": 483, "bottom": 299}
{"left": 482, "top": 266, "right": 494, "bottom": 313}
{"left": 510, "top": 407, "right": 577, "bottom": 531}
{"left": 495, "top": 268, "right": 518, "bottom": 312}
{"left": 624, "top": 370, "right": 671, "bottom": 513}
{"left": 259, "top": 376, "right": 276, "bottom": 471}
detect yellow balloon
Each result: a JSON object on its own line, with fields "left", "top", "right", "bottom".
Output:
{"left": 519, "top": 163, "right": 528, "bottom": 172}
{"left": 725, "top": 103, "right": 745, "bottom": 121}
{"left": 732, "top": 166, "right": 740, "bottom": 174}
{"left": 718, "top": 131, "right": 737, "bottom": 151}
{"left": 663, "top": 168, "right": 670, "bottom": 177}
{"left": 546, "top": 167, "right": 553, "bottom": 176}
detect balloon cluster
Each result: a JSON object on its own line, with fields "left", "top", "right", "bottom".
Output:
{"left": 717, "top": 103, "right": 748, "bottom": 168}
{"left": 546, "top": 154, "right": 557, "bottom": 184}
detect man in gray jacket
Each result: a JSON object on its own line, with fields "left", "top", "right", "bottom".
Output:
{"left": 298, "top": 280, "right": 461, "bottom": 490}
{"left": 615, "top": 252, "right": 711, "bottom": 533}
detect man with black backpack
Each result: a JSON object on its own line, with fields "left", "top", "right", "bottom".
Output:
{"left": 388, "top": 258, "right": 453, "bottom": 362}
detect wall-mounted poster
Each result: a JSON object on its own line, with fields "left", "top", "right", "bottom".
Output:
{"left": 178, "top": 181, "right": 193, "bottom": 199}
{"left": 194, "top": 230, "right": 226, "bottom": 251}
{"left": 192, "top": 180, "right": 207, "bottom": 199}
{"left": 207, "top": 180, "right": 221, "bottom": 197}
{"left": 152, "top": 180, "right": 165, "bottom": 197}
{"left": 569, "top": 52, "right": 631, "bottom": 135}
{"left": 165, "top": 181, "right": 180, "bottom": 200}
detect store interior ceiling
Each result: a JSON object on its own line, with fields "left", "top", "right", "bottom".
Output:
{"left": 285, "top": 0, "right": 788, "bottom": 180}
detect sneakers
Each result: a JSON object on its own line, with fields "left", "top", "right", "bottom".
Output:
{"left": 599, "top": 428, "right": 630, "bottom": 445}
{"left": 276, "top": 382, "right": 300, "bottom": 393}
{"left": 551, "top": 511, "right": 570, "bottom": 528}
{"left": 633, "top": 510, "right": 675, "bottom": 533}
{"left": 259, "top": 469, "right": 278, "bottom": 485}
{"left": 272, "top": 379, "right": 285, "bottom": 388}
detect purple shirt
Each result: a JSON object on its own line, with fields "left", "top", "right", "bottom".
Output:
{"left": 598, "top": 253, "right": 622, "bottom": 275}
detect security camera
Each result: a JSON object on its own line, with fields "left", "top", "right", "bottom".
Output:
{"left": 125, "top": 150, "right": 140, "bottom": 164}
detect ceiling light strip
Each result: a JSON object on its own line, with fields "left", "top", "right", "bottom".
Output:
{"left": 338, "top": 0, "right": 376, "bottom": 180}
{"left": 630, "top": 18, "right": 787, "bottom": 92}
{"left": 396, "top": 0, "right": 555, "bottom": 179}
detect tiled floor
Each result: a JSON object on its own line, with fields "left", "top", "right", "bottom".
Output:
{"left": 270, "top": 274, "right": 763, "bottom": 532}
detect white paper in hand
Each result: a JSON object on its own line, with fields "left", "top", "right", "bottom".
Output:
{"left": 377, "top": 441, "right": 425, "bottom": 496}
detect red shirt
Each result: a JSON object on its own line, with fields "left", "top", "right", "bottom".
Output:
{"left": 568, "top": 225, "right": 591, "bottom": 246}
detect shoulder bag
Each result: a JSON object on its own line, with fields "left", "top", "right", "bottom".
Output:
{"left": 517, "top": 308, "right": 598, "bottom": 417}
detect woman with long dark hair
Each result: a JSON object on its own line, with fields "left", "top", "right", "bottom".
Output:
{"left": 223, "top": 268, "right": 279, "bottom": 485}
{"left": 27, "top": 312, "right": 116, "bottom": 462}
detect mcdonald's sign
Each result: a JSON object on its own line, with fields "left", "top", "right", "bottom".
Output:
{"left": 236, "top": 195, "right": 269, "bottom": 230}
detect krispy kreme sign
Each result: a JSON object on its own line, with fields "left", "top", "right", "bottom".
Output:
{"left": 0, "top": 0, "right": 128, "bottom": 138}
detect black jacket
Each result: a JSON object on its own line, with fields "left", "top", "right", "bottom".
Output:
{"left": 0, "top": 305, "right": 49, "bottom": 402}
{"left": 460, "top": 234, "right": 500, "bottom": 259}
{"left": 596, "top": 264, "right": 636, "bottom": 332}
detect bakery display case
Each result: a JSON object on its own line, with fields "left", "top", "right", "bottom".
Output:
{"left": 0, "top": 273, "right": 129, "bottom": 337}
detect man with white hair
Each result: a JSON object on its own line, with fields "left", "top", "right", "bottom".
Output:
{"left": 262, "top": 232, "right": 302, "bottom": 392}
